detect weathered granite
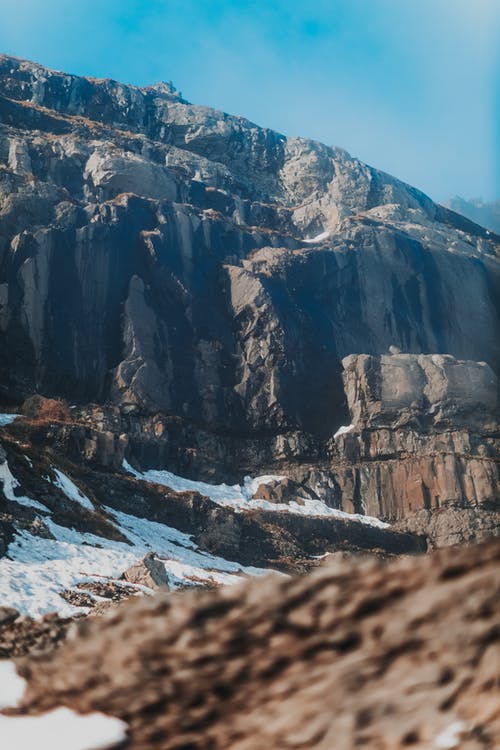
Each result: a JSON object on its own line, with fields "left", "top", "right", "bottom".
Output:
{"left": 342, "top": 352, "right": 498, "bottom": 429}
{"left": 0, "top": 55, "right": 499, "bottom": 446}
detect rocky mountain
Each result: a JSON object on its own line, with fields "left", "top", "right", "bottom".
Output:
{"left": 0, "top": 55, "right": 498, "bottom": 621}
{"left": 0, "top": 55, "right": 498, "bottom": 436}
{"left": 445, "top": 196, "right": 500, "bottom": 235}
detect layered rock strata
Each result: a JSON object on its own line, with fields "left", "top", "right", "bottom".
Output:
{"left": 328, "top": 353, "right": 499, "bottom": 546}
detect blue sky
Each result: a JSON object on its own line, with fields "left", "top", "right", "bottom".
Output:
{"left": 0, "top": 0, "right": 498, "bottom": 202}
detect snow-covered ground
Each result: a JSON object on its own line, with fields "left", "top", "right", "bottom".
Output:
{"left": 0, "top": 708, "right": 128, "bottom": 750}
{"left": 0, "top": 448, "right": 272, "bottom": 617}
{"left": 0, "top": 448, "right": 386, "bottom": 618}
{"left": 0, "top": 661, "right": 26, "bottom": 709}
{"left": 303, "top": 230, "right": 330, "bottom": 244}
{"left": 124, "top": 460, "right": 388, "bottom": 528}
{"left": 0, "top": 413, "right": 18, "bottom": 427}
{"left": 0, "top": 505, "right": 268, "bottom": 618}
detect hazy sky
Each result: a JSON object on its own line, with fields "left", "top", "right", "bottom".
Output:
{"left": 1, "top": 0, "right": 499, "bottom": 203}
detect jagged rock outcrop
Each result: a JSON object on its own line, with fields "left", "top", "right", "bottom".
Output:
{"left": 122, "top": 553, "right": 169, "bottom": 590}
{"left": 0, "top": 55, "right": 499, "bottom": 449}
{"left": 327, "top": 353, "right": 500, "bottom": 546}
{"left": 10, "top": 540, "right": 500, "bottom": 749}
{"left": 342, "top": 353, "right": 498, "bottom": 430}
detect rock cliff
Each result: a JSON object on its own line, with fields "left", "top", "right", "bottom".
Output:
{"left": 0, "top": 54, "right": 499, "bottom": 445}
{"left": 329, "top": 353, "right": 499, "bottom": 547}
{"left": 0, "top": 55, "right": 498, "bottom": 556}
{"left": 0, "top": 54, "right": 498, "bottom": 750}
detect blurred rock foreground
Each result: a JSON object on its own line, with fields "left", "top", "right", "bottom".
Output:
{"left": 10, "top": 540, "right": 500, "bottom": 749}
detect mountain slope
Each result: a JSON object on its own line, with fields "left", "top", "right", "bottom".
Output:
{"left": 445, "top": 197, "right": 500, "bottom": 234}
{"left": 0, "top": 54, "right": 499, "bottom": 447}
{"left": 0, "top": 57, "right": 498, "bottom": 608}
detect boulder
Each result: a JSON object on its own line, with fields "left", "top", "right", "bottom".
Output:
{"left": 342, "top": 353, "right": 499, "bottom": 429}
{"left": 122, "top": 553, "right": 169, "bottom": 590}
{"left": 330, "top": 353, "right": 500, "bottom": 531}
{"left": 251, "top": 478, "right": 316, "bottom": 506}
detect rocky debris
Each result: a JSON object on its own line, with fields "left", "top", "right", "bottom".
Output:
{"left": 0, "top": 612, "right": 71, "bottom": 658}
{"left": 12, "top": 540, "right": 500, "bottom": 749}
{"left": 251, "top": 477, "right": 316, "bottom": 505}
{"left": 59, "top": 590, "right": 96, "bottom": 609}
{"left": 61, "top": 582, "right": 141, "bottom": 617}
{"left": 122, "top": 553, "right": 169, "bottom": 590}
{"left": 76, "top": 581, "right": 138, "bottom": 602}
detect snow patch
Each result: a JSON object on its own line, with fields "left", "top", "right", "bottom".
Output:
{"left": 0, "top": 460, "right": 49, "bottom": 512}
{"left": 0, "top": 661, "right": 27, "bottom": 709}
{"left": 0, "top": 413, "right": 18, "bottom": 427}
{"left": 123, "top": 460, "right": 389, "bottom": 527}
{"left": 0, "top": 708, "right": 127, "bottom": 750}
{"left": 333, "top": 424, "right": 355, "bottom": 439}
{"left": 52, "top": 469, "right": 94, "bottom": 511}
{"left": 0, "top": 505, "right": 268, "bottom": 618}
{"left": 304, "top": 230, "right": 330, "bottom": 244}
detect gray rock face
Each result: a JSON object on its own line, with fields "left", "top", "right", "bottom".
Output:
{"left": 342, "top": 353, "right": 498, "bottom": 429}
{"left": 0, "top": 54, "right": 499, "bottom": 446}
